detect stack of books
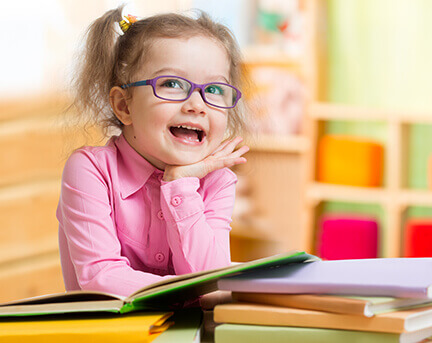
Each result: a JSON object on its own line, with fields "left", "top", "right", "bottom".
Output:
{"left": 214, "top": 258, "right": 432, "bottom": 343}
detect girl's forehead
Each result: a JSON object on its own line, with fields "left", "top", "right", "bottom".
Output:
{"left": 139, "top": 36, "right": 230, "bottom": 80}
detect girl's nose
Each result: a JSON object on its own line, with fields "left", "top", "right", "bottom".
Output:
{"left": 181, "top": 90, "right": 207, "bottom": 114}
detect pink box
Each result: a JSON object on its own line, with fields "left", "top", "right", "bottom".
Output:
{"left": 317, "top": 215, "right": 379, "bottom": 260}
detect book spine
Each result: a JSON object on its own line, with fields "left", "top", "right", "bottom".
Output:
{"left": 220, "top": 281, "right": 430, "bottom": 299}
{"left": 215, "top": 324, "right": 401, "bottom": 343}
{"left": 214, "top": 304, "right": 406, "bottom": 333}
{"left": 119, "top": 302, "right": 135, "bottom": 314}
{"left": 232, "top": 293, "right": 368, "bottom": 316}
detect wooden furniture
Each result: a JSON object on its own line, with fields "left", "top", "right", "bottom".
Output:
{"left": 230, "top": 0, "right": 322, "bottom": 261}
{"left": 0, "top": 94, "right": 104, "bottom": 302}
{"left": 305, "top": 102, "right": 432, "bottom": 257}
{"left": 230, "top": 135, "right": 310, "bottom": 262}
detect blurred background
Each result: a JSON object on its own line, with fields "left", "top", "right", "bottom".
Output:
{"left": 1, "top": 0, "right": 432, "bottom": 302}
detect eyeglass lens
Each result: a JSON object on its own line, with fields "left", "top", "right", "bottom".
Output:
{"left": 155, "top": 77, "right": 237, "bottom": 108}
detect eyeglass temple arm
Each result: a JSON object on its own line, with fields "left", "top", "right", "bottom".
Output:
{"left": 121, "top": 80, "right": 149, "bottom": 89}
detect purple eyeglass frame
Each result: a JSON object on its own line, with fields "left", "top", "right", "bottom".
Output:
{"left": 121, "top": 75, "right": 242, "bottom": 109}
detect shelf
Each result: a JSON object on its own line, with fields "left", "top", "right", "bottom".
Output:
{"left": 231, "top": 220, "right": 278, "bottom": 242}
{"left": 242, "top": 45, "right": 302, "bottom": 67}
{"left": 307, "top": 182, "right": 388, "bottom": 205}
{"left": 308, "top": 102, "right": 432, "bottom": 123}
{"left": 0, "top": 236, "right": 59, "bottom": 266}
{"left": 247, "top": 134, "right": 310, "bottom": 153}
{"left": 241, "top": 45, "right": 304, "bottom": 79}
{"left": 307, "top": 182, "right": 432, "bottom": 208}
{"left": 399, "top": 189, "right": 432, "bottom": 207}
{"left": 0, "top": 92, "right": 70, "bottom": 122}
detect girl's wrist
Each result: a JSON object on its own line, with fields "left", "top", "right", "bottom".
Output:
{"left": 162, "top": 175, "right": 177, "bottom": 182}
{"left": 162, "top": 169, "right": 182, "bottom": 182}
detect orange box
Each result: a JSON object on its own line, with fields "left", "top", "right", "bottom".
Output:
{"left": 317, "top": 135, "right": 384, "bottom": 187}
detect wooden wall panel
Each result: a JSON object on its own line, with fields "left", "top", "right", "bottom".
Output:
{"left": 0, "top": 180, "right": 60, "bottom": 263}
{"left": 0, "top": 94, "right": 92, "bottom": 302}
{"left": 0, "top": 253, "right": 64, "bottom": 302}
{"left": 0, "top": 117, "right": 104, "bottom": 187}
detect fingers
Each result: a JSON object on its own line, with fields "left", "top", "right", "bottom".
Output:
{"left": 212, "top": 136, "right": 245, "bottom": 158}
{"left": 216, "top": 155, "right": 247, "bottom": 170}
{"left": 208, "top": 145, "right": 249, "bottom": 172}
{"left": 211, "top": 138, "right": 232, "bottom": 155}
{"left": 210, "top": 136, "right": 249, "bottom": 172}
{"left": 163, "top": 136, "right": 249, "bottom": 181}
{"left": 230, "top": 145, "right": 249, "bottom": 159}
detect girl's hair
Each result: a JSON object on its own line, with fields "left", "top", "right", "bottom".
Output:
{"left": 72, "top": 5, "right": 247, "bottom": 138}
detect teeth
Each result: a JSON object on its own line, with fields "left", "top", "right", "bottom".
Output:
{"left": 176, "top": 125, "right": 202, "bottom": 131}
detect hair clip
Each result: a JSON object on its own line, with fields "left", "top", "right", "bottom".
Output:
{"left": 119, "top": 14, "right": 138, "bottom": 33}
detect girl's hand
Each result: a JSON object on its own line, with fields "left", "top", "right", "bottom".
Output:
{"left": 163, "top": 136, "right": 249, "bottom": 181}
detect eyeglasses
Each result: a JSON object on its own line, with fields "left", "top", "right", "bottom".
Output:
{"left": 121, "top": 75, "right": 242, "bottom": 109}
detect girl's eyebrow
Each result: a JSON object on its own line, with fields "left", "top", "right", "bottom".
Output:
{"left": 152, "top": 67, "right": 184, "bottom": 77}
{"left": 152, "top": 67, "right": 230, "bottom": 83}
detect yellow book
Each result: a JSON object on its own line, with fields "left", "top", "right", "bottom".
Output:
{"left": 0, "top": 312, "right": 172, "bottom": 343}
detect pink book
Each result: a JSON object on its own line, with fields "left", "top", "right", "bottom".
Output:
{"left": 218, "top": 258, "right": 432, "bottom": 299}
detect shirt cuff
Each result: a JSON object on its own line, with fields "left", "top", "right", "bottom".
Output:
{"left": 160, "top": 177, "right": 204, "bottom": 223}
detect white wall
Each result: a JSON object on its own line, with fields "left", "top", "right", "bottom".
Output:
{"left": 0, "top": 0, "right": 255, "bottom": 101}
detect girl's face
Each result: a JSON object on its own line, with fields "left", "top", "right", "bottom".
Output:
{"left": 119, "top": 36, "right": 231, "bottom": 170}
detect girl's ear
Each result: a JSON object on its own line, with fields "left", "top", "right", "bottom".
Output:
{"left": 110, "top": 87, "right": 133, "bottom": 125}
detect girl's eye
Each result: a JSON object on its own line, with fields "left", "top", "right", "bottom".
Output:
{"left": 161, "top": 79, "right": 183, "bottom": 89}
{"left": 205, "top": 85, "right": 224, "bottom": 95}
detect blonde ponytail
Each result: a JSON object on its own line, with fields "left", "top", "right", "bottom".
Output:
{"left": 71, "top": 6, "right": 124, "bottom": 133}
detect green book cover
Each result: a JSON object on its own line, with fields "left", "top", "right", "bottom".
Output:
{"left": 215, "top": 324, "right": 432, "bottom": 343}
{"left": 0, "top": 250, "right": 316, "bottom": 317}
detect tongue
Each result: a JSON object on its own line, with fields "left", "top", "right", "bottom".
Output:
{"left": 171, "top": 127, "right": 200, "bottom": 142}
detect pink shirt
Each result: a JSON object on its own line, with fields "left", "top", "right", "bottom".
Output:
{"left": 57, "top": 134, "right": 236, "bottom": 296}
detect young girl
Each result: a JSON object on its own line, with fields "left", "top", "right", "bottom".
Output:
{"left": 57, "top": 6, "right": 249, "bottom": 297}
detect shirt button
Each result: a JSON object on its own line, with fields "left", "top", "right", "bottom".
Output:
{"left": 155, "top": 252, "right": 165, "bottom": 262}
{"left": 157, "top": 210, "right": 164, "bottom": 220}
{"left": 157, "top": 174, "right": 163, "bottom": 181}
{"left": 171, "top": 196, "right": 182, "bottom": 206}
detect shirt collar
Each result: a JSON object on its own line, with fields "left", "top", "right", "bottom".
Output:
{"left": 115, "top": 134, "right": 164, "bottom": 199}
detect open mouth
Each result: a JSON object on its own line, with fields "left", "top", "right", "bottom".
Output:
{"left": 169, "top": 125, "right": 206, "bottom": 143}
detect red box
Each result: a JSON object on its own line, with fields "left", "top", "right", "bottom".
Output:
{"left": 404, "top": 219, "right": 432, "bottom": 257}
{"left": 317, "top": 215, "right": 379, "bottom": 260}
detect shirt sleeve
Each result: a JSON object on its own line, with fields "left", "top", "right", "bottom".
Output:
{"left": 57, "top": 150, "right": 173, "bottom": 297}
{"left": 160, "top": 169, "right": 237, "bottom": 274}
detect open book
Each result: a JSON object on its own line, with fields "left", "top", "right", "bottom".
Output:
{"left": 0, "top": 250, "right": 316, "bottom": 317}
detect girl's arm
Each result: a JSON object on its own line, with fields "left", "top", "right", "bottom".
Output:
{"left": 160, "top": 167, "right": 237, "bottom": 275}
{"left": 159, "top": 137, "right": 248, "bottom": 274}
{"left": 57, "top": 150, "right": 173, "bottom": 297}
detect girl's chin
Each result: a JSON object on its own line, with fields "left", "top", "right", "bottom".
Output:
{"left": 160, "top": 146, "right": 216, "bottom": 168}
{"left": 168, "top": 156, "right": 204, "bottom": 166}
